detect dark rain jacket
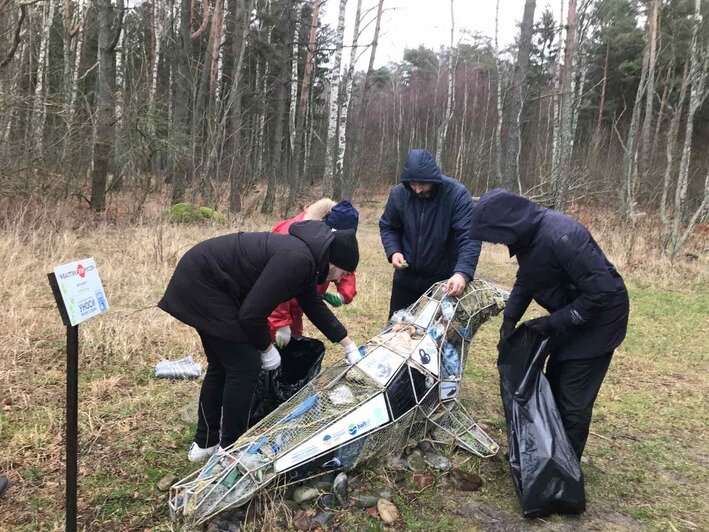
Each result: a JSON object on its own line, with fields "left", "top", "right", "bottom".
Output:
{"left": 158, "top": 221, "right": 347, "bottom": 351}
{"left": 470, "top": 189, "right": 629, "bottom": 360}
{"left": 379, "top": 149, "right": 481, "bottom": 294}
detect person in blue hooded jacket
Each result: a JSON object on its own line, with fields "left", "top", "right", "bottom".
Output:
{"left": 379, "top": 149, "right": 481, "bottom": 318}
{"left": 469, "top": 189, "right": 629, "bottom": 459}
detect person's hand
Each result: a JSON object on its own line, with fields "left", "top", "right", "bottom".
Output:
{"left": 323, "top": 292, "right": 344, "bottom": 307}
{"left": 275, "top": 325, "right": 291, "bottom": 348}
{"left": 498, "top": 317, "right": 517, "bottom": 349}
{"left": 523, "top": 316, "right": 553, "bottom": 337}
{"left": 391, "top": 253, "right": 408, "bottom": 270}
{"left": 444, "top": 273, "right": 467, "bottom": 297}
{"left": 343, "top": 342, "right": 362, "bottom": 365}
{"left": 260, "top": 344, "right": 281, "bottom": 371}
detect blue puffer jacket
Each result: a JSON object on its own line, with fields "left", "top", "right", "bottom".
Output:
{"left": 379, "top": 149, "right": 481, "bottom": 293}
{"left": 470, "top": 189, "right": 629, "bottom": 360}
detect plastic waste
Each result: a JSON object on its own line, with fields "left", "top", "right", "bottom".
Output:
{"left": 155, "top": 356, "right": 201, "bottom": 379}
{"left": 440, "top": 298, "right": 455, "bottom": 321}
{"left": 497, "top": 326, "right": 586, "bottom": 518}
{"left": 390, "top": 309, "right": 415, "bottom": 325}
{"left": 248, "top": 336, "right": 325, "bottom": 427}
{"left": 427, "top": 323, "right": 445, "bottom": 342}
{"left": 441, "top": 342, "right": 460, "bottom": 378}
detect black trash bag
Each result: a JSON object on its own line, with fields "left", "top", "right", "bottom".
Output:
{"left": 497, "top": 325, "right": 586, "bottom": 518}
{"left": 248, "top": 336, "right": 325, "bottom": 427}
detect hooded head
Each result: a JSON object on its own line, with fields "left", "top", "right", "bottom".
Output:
{"left": 328, "top": 229, "right": 359, "bottom": 273}
{"left": 325, "top": 200, "right": 359, "bottom": 230}
{"left": 401, "top": 149, "right": 442, "bottom": 198}
{"left": 469, "top": 189, "right": 546, "bottom": 256}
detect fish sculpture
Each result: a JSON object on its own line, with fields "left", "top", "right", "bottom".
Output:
{"left": 169, "top": 279, "right": 507, "bottom": 527}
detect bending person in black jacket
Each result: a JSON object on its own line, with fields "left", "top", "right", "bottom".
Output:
{"left": 470, "top": 189, "right": 629, "bottom": 459}
{"left": 159, "top": 221, "right": 361, "bottom": 462}
{"left": 379, "top": 149, "right": 481, "bottom": 318}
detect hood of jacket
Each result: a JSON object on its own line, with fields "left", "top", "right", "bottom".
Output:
{"left": 401, "top": 149, "right": 443, "bottom": 189}
{"left": 469, "top": 188, "right": 546, "bottom": 256}
{"left": 288, "top": 220, "right": 334, "bottom": 283}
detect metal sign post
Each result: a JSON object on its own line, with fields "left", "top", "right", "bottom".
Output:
{"left": 47, "top": 258, "right": 109, "bottom": 532}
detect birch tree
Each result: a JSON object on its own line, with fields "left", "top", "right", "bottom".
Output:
{"left": 322, "top": 0, "right": 347, "bottom": 196}
{"left": 668, "top": 0, "right": 709, "bottom": 259}
{"left": 333, "top": 0, "right": 362, "bottom": 198}
{"left": 639, "top": 0, "right": 659, "bottom": 179}
{"left": 435, "top": 0, "right": 455, "bottom": 163}
{"left": 31, "top": 0, "right": 56, "bottom": 160}
{"left": 501, "top": 0, "right": 536, "bottom": 192}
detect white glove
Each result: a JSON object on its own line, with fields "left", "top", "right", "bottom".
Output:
{"left": 344, "top": 343, "right": 362, "bottom": 365}
{"left": 275, "top": 325, "right": 291, "bottom": 348}
{"left": 260, "top": 345, "right": 281, "bottom": 371}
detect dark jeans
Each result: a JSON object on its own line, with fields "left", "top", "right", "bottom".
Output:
{"left": 388, "top": 281, "right": 428, "bottom": 319}
{"left": 545, "top": 352, "right": 613, "bottom": 459}
{"left": 195, "top": 332, "right": 261, "bottom": 448}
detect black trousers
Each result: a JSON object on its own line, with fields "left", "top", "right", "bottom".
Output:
{"left": 545, "top": 352, "right": 613, "bottom": 460}
{"left": 195, "top": 332, "right": 261, "bottom": 448}
{"left": 388, "top": 281, "right": 429, "bottom": 319}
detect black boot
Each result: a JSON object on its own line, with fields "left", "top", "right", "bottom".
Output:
{"left": 0, "top": 476, "right": 9, "bottom": 497}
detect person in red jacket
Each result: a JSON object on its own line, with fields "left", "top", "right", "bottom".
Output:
{"left": 268, "top": 199, "right": 359, "bottom": 347}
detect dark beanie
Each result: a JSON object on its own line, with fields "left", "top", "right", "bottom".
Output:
{"left": 325, "top": 200, "right": 359, "bottom": 230}
{"left": 328, "top": 229, "right": 359, "bottom": 272}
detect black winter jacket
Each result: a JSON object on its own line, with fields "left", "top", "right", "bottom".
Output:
{"left": 379, "top": 149, "right": 481, "bottom": 293}
{"left": 158, "top": 221, "right": 347, "bottom": 350}
{"left": 470, "top": 189, "right": 629, "bottom": 360}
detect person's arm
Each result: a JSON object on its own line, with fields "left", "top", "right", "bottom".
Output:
{"left": 548, "top": 230, "right": 618, "bottom": 331}
{"left": 238, "top": 251, "right": 311, "bottom": 351}
{"left": 451, "top": 189, "right": 481, "bottom": 280}
{"left": 296, "top": 287, "right": 347, "bottom": 342}
{"left": 504, "top": 275, "right": 534, "bottom": 323}
{"left": 334, "top": 273, "right": 357, "bottom": 304}
{"left": 379, "top": 189, "right": 404, "bottom": 262}
{"left": 268, "top": 300, "right": 294, "bottom": 336}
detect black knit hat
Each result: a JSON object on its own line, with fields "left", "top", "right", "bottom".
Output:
{"left": 328, "top": 229, "right": 359, "bottom": 272}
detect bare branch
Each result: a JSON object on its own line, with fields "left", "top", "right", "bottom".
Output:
{"left": 191, "top": 0, "right": 210, "bottom": 40}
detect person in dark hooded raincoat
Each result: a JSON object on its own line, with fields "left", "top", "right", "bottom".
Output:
{"left": 158, "top": 220, "right": 361, "bottom": 462}
{"left": 379, "top": 149, "right": 481, "bottom": 318}
{"left": 469, "top": 189, "right": 629, "bottom": 459}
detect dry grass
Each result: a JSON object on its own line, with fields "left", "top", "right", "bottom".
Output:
{"left": 0, "top": 192, "right": 706, "bottom": 530}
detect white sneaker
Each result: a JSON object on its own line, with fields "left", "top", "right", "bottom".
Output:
{"left": 187, "top": 442, "right": 219, "bottom": 463}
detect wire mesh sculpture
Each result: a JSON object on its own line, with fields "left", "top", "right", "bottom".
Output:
{"left": 169, "top": 278, "right": 507, "bottom": 527}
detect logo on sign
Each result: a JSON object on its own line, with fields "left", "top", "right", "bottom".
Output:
{"left": 77, "top": 264, "right": 86, "bottom": 278}
{"left": 347, "top": 420, "right": 368, "bottom": 436}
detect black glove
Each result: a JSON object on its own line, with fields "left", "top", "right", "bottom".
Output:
{"left": 523, "top": 316, "right": 553, "bottom": 337}
{"left": 498, "top": 318, "right": 517, "bottom": 347}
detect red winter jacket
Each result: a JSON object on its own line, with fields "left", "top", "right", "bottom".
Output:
{"left": 268, "top": 211, "right": 357, "bottom": 337}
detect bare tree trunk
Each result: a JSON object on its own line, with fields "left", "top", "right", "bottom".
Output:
{"left": 455, "top": 66, "right": 470, "bottom": 180}
{"left": 149, "top": 0, "right": 166, "bottom": 136}
{"left": 91, "top": 0, "right": 124, "bottom": 211}
{"left": 502, "top": 0, "right": 536, "bottom": 192}
{"left": 660, "top": 63, "right": 689, "bottom": 247}
{"left": 435, "top": 0, "right": 455, "bottom": 163}
{"left": 32, "top": 0, "right": 56, "bottom": 161}
{"left": 652, "top": 63, "right": 673, "bottom": 166}
{"left": 669, "top": 0, "right": 708, "bottom": 259}
{"left": 334, "top": 0, "right": 362, "bottom": 198}
{"left": 493, "top": 0, "right": 504, "bottom": 186}
{"left": 323, "top": 0, "right": 347, "bottom": 195}
{"left": 288, "top": 0, "right": 321, "bottom": 210}
{"left": 171, "top": 0, "right": 193, "bottom": 204}
{"left": 62, "top": 0, "right": 87, "bottom": 172}
{"left": 288, "top": 18, "right": 299, "bottom": 172}
{"left": 549, "top": 0, "right": 564, "bottom": 193}
{"left": 593, "top": 41, "right": 609, "bottom": 154}
{"left": 228, "top": 0, "right": 252, "bottom": 213}
{"left": 621, "top": 45, "right": 650, "bottom": 222}
{"left": 553, "top": 0, "right": 576, "bottom": 210}
{"left": 347, "top": 0, "right": 384, "bottom": 199}
{"left": 640, "top": 0, "right": 659, "bottom": 179}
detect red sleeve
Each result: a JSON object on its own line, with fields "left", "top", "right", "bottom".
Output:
{"left": 272, "top": 211, "right": 306, "bottom": 234}
{"left": 268, "top": 299, "right": 295, "bottom": 338}
{"left": 335, "top": 273, "right": 357, "bottom": 304}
